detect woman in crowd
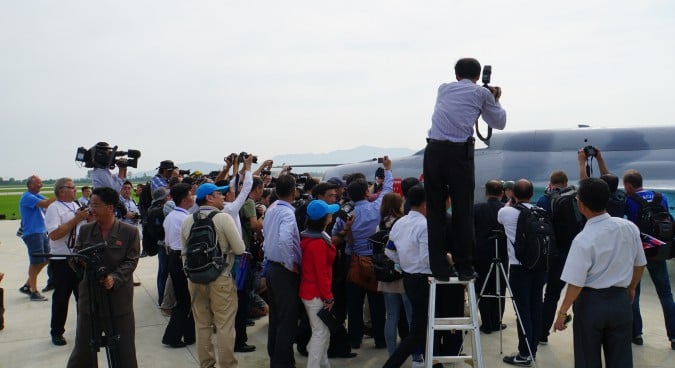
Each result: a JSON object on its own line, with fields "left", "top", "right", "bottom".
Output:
{"left": 299, "top": 200, "right": 339, "bottom": 367}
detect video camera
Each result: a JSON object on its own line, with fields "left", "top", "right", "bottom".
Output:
{"left": 75, "top": 142, "right": 141, "bottom": 169}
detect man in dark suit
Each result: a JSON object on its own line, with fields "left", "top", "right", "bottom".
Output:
{"left": 473, "top": 180, "right": 508, "bottom": 333}
{"left": 67, "top": 187, "right": 140, "bottom": 368}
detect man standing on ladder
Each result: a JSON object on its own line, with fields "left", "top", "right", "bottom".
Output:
{"left": 424, "top": 57, "right": 506, "bottom": 281}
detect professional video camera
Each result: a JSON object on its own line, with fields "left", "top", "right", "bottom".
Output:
{"left": 75, "top": 142, "right": 141, "bottom": 169}
{"left": 336, "top": 201, "right": 355, "bottom": 221}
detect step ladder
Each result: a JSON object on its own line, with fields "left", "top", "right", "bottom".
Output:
{"left": 425, "top": 277, "right": 484, "bottom": 368}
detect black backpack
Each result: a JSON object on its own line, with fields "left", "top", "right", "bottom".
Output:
{"left": 514, "top": 203, "right": 556, "bottom": 271}
{"left": 549, "top": 187, "right": 585, "bottom": 254}
{"left": 369, "top": 219, "right": 403, "bottom": 282}
{"left": 631, "top": 192, "right": 673, "bottom": 261}
{"left": 606, "top": 190, "right": 627, "bottom": 218}
{"left": 184, "top": 211, "right": 226, "bottom": 284}
{"left": 138, "top": 181, "right": 153, "bottom": 219}
{"left": 141, "top": 202, "right": 166, "bottom": 256}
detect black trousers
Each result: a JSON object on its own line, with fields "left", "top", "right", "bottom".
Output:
{"left": 423, "top": 139, "right": 475, "bottom": 277}
{"left": 383, "top": 273, "right": 430, "bottom": 368}
{"left": 541, "top": 254, "right": 567, "bottom": 339}
{"left": 162, "top": 251, "right": 195, "bottom": 344}
{"left": 267, "top": 262, "right": 300, "bottom": 368}
{"left": 475, "top": 259, "right": 507, "bottom": 332}
{"left": 50, "top": 259, "right": 80, "bottom": 337}
{"left": 328, "top": 249, "right": 352, "bottom": 355}
{"left": 434, "top": 283, "right": 465, "bottom": 356}
{"left": 235, "top": 266, "right": 253, "bottom": 347}
{"left": 573, "top": 287, "right": 633, "bottom": 368}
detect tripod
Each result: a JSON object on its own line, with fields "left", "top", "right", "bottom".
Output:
{"left": 35, "top": 241, "right": 121, "bottom": 368}
{"left": 477, "top": 230, "right": 536, "bottom": 365}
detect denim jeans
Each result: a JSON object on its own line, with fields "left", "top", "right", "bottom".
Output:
{"left": 632, "top": 259, "right": 675, "bottom": 341}
{"left": 157, "top": 245, "right": 169, "bottom": 305}
{"left": 509, "top": 265, "right": 547, "bottom": 359}
{"left": 383, "top": 292, "right": 422, "bottom": 361}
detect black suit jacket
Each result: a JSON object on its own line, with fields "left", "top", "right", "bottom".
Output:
{"left": 473, "top": 197, "right": 506, "bottom": 262}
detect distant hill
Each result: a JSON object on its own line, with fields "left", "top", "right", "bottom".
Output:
{"left": 130, "top": 145, "right": 416, "bottom": 178}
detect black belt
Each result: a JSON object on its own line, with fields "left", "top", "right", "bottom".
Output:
{"left": 426, "top": 137, "right": 475, "bottom": 146}
{"left": 582, "top": 286, "right": 626, "bottom": 292}
{"left": 169, "top": 249, "right": 181, "bottom": 255}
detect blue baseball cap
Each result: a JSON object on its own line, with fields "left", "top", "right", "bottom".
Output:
{"left": 306, "top": 199, "right": 340, "bottom": 221}
{"left": 196, "top": 183, "right": 229, "bottom": 200}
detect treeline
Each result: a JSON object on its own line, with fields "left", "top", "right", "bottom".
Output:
{"left": 0, "top": 174, "right": 154, "bottom": 187}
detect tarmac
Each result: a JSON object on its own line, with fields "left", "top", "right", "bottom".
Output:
{"left": 0, "top": 219, "right": 673, "bottom": 368}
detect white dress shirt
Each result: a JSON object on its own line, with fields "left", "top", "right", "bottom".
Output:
{"left": 561, "top": 213, "right": 646, "bottom": 289}
{"left": 385, "top": 210, "right": 431, "bottom": 275}
{"left": 164, "top": 207, "right": 190, "bottom": 251}
{"left": 222, "top": 170, "right": 253, "bottom": 236}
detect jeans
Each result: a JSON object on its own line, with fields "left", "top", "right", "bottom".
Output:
{"left": 157, "top": 245, "right": 169, "bottom": 305}
{"left": 632, "top": 259, "right": 675, "bottom": 340}
{"left": 383, "top": 292, "right": 422, "bottom": 361}
{"left": 346, "top": 280, "right": 385, "bottom": 348}
{"left": 509, "top": 265, "right": 546, "bottom": 359}
{"left": 541, "top": 255, "right": 566, "bottom": 339}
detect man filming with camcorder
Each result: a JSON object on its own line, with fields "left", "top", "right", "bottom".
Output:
{"left": 424, "top": 58, "right": 507, "bottom": 281}
{"left": 78, "top": 142, "right": 140, "bottom": 192}
{"left": 67, "top": 187, "right": 140, "bottom": 368}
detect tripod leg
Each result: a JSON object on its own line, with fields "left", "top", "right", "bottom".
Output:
{"left": 500, "top": 266, "right": 537, "bottom": 367}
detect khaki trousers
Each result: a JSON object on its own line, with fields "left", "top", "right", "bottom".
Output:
{"left": 189, "top": 274, "right": 238, "bottom": 368}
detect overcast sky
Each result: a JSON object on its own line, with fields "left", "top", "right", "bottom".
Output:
{"left": 1, "top": 0, "right": 674, "bottom": 180}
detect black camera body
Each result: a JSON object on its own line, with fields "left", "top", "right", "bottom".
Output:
{"left": 75, "top": 142, "right": 141, "bottom": 169}
{"left": 238, "top": 151, "right": 258, "bottom": 164}
{"left": 583, "top": 145, "right": 597, "bottom": 158}
{"left": 179, "top": 169, "right": 191, "bottom": 176}
{"left": 336, "top": 201, "right": 355, "bottom": 221}
{"left": 482, "top": 65, "right": 492, "bottom": 86}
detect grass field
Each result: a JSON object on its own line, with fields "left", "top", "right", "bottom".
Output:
{"left": 0, "top": 194, "right": 21, "bottom": 220}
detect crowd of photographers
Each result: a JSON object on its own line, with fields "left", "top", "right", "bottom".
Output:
{"left": 12, "top": 141, "right": 675, "bottom": 368}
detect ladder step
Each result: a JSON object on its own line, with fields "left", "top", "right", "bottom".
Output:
{"left": 434, "top": 317, "right": 472, "bottom": 325}
{"left": 431, "top": 277, "right": 472, "bottom": 285}
{"left": 431, "top": 324, "right": 475, "bottom": 331}
{"left": 433, "top": 355, "right": 474, "bottom": 363}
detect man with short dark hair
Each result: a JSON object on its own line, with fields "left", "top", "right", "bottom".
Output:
{"left": 622, "top": 169, "right": 675, "bottom": 349}
{"left": 161, "top": 183, "right": 195, "bottom": 348}
{"left": 400, "top": 177, "right": 420, "bottom": 215}
{"left": 553, "top": 178, "right": 647, "bottom": 366}
{"left": 263, "top": 174, "right": 302, "bottom": 368}
{"left": 18, "top": 175, "right": 57, "bottom": 301}
{"left": 498, "top": 179, "right": 546, "bottom": 366}
{"left": 78, "top": 186, "right": 92, "bottom": 207}
{"left": 474, "top": 179, "right": 507, "bottom": 334}
{"left": 425, "top": 57, "right": 507, "bottom": 281}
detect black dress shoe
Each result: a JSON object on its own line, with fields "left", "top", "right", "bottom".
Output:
{"left": 163, "top": 340, "right": 187, "bottom": 348}
{"left": 297, "top": 344, "right": 308, "bottom": 356}
{"left": 328, "top": 351, "right": 358, "bottom": 358}
{"left": 42, "top": 284, "right": 55, "bottom": 293}
{"left": 52, "top": 335, "right": 67, "bottom": 346}
{"left": 457, "top": 265, "right": 478, "bottom": 281}
{"left": 234, "top": 344, "right": 256, "bottom": 353}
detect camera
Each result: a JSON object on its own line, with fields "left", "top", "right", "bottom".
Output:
{"left": 376, "top": 157, "right": 384, "bottom": 164}
{"left": 179, "top": 169, "right": 191, "bottom": 176}
{"left": 583, "top": 145, "right": 597, "bottom": 158}
{"left": 260, "top": 169, "right": 271, "bottom": 176}
{"left": 238, "top": 151, "right": 258, "bottom": 164}
{"left": 336, "top": 201, "right": 355, "bottom": 221}
{"left": 482, "top": 65, "right": 492, "bottom": 86}
{"left": 75, "top": 142, "right": 141, "bottom": 169}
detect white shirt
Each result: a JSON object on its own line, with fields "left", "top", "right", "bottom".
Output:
{"left": 561, "top": 213, "right": 647, "bottom": 289}
{"left": 164, "top": 207, "right": 190, "bottom": 251}
{"left": 385, "top": 210, "right": 431, "bottom": 275}
{"left": 44, "top": 201, "right": 86, "bottom": 259}
{"left": 222, "top": 170, "right": 253, "bottom": 236}
{"left": 497, "top": 202, "right": 534, "bottom": 266}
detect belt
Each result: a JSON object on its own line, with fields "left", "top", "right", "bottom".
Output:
{"left": 582, "top": 286, "right": 626, "bottom": 292}
{"left": 168, "top": 249, "right": 181, "bottom": 255}
{"left": 426, "top": 137, "right": 475, "bottom": 146}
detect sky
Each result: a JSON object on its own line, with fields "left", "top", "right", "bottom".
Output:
{"left": 1, "top": 0, "right": 674, "bottom": 180}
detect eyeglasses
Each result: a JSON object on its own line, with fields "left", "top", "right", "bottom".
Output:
{"left": 61, "top": 186, "right": 76, "bottom": 190}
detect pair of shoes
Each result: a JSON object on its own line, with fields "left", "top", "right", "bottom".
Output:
{"left": 503, "top": 352, "right": 533, "bottom": 367}
{"left": 162, "top": 340, "right": 187, "bottom": 348}
{"left": 51, "top": 335, "right": 67, "bottom": 346}
{"left": 133, "top": 281, "right": 141, "bottom": 286}
{"left": 539, "top": 336, "right": 548, "bottom": 345}
{"left": 632, "top": 335, "right": 644, "bottom": 346}
{"left": 234, "top": 344, "right": 256, "bottom": 353}
{"left": 30, "top": 292, "right": 48, "bottom": 301}
{"left": 328, "top": 351, "right": 357, "bottom": 358}
{"left": 457, "top": 265, "right": 478, "bottom": 281}
{"left": 19, "top": 284, "right": 31, "bottom": 295}
{"left": 41, "top": 284, "right": 55, "bottom": 293}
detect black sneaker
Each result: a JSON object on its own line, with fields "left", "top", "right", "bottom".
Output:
{"left": 539, "top": 336, "right": 548, "bottom": 345}
{"left": 503, "top": 352, "right": 532, "bottom": 367}
{"left": 30, "top": 292, "right": 48, "bottom": 302}
{"left": 19, "top": 284, "right": 30, "bottom": 295}
{"left": 632, "top": 335, "right": 644, "bottom": 345}
{"left": 51, "top": 335, "right": 67, "bottom": 346}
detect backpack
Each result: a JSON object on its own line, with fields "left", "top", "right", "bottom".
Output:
{"left": 549, "top": 187, "right": 585, "bottom": 253}
{"left": 514, "top": 203, "right": 556, "bottom": 271}
{"left": 606, "top": 190, "right": 627, "bottom": 218}
{"left": 138, "top": 181, "right": 153, "bottom": 219}
{"left": 184, "top": 211, "right": 226, "bottom": 284}
{"left": 369, "top": 219, "right": 403, "bottom": 282}
{"left": 141, "top": 201, "right": 166, "bottom": 256}
{"left": 631, "top": 192, "right": 673, "bottom": 261}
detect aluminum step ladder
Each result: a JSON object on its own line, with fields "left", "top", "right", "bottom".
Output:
{"left": 425, "top": 277, "right": 484, "bottom": 368}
